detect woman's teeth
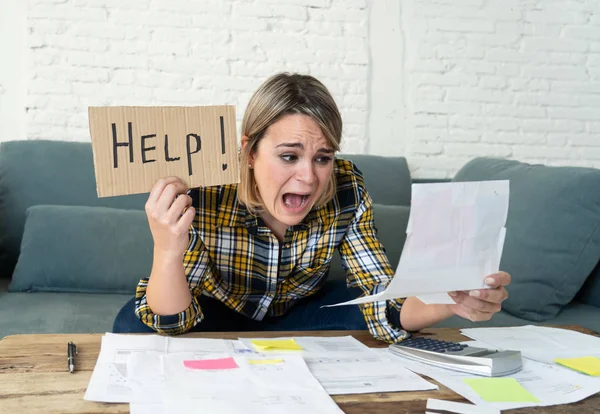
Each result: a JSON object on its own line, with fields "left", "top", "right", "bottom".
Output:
{"left": 283, "top": 194, "right": 309, "bottom": 208}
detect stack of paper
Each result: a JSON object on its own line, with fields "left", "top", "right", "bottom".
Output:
{"left": 384, "top": 345, "right": 600, "bottom": 411}
{"left": 84, "top": 333, "right": 249, "bottom": 403}
{"left": 460, "top": 325, "right": 600, "bottom": 367}
{"left": 238, "top": 336, "right": 436, "bottom": 395}
{"left": 157, "top": 354, "right": 344, "bottom": 414}
{"left": 84, "top": 333, "right": 437, "bottom": 413}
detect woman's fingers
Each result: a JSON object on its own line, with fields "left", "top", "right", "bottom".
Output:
{"left": 483, "top": 271, "right": 512, "bottom": 288}
{"left": 149, "top": 180, "right": 189, "bottom": 219}
{"left": 450, "top": 301, "right": 499, "bottom": 322}
{"left": 146, "top": 177, "right": 184, "bottom": 211}
{"left": 467, "top": 286, "right": 508, "bottom": 303}
{"left": 450, "top": 291, "right": 502, "bottom": 319}
{"left": 164, "top": 193, "right": 193, "bottom": 225}
{"left": 449, "top": 272, "right": 511, "bottom": 322}
{"left": 175, "top": 205, "right": 196, "bottom": 234}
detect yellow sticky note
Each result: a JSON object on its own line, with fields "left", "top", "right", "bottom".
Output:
{"left": 463, "top": 378, "right": 539, "bottom": 403}
{"left": 248, "top": 359, "right": 284, "bottom": 365}
{"left": 250, "top": 339, "right": 303, "bottom": 351}
{"left": 554, "top": 356, "right": 600, "bottom": 376}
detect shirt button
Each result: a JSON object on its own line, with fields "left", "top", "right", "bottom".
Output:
{"left": 284, "top": 243, "right": 291, "bottom": 248}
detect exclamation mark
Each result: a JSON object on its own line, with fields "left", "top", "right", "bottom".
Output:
{"left": 220, "top": 116, "right": 227, "bottom": 171}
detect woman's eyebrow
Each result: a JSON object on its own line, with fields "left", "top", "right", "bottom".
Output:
{"left": 275, "top": 143, "right": 334, "bottom": 154}
{"left": 276, "top": 142, "right": 303, "bottom": 149}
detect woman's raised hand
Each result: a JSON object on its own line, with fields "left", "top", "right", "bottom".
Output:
{"left": 145, "top": 177, "right": 195, "bottom": 257}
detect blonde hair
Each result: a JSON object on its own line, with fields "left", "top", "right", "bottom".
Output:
{"left": 238, "top": 73, "right": 343, "bottom": 215}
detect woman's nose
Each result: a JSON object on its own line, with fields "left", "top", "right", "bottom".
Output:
{"left": 296, "top": 162, "right": 316, "bottom": 184}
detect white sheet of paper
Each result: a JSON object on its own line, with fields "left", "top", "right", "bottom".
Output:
{"left": 426, "top": 398, "right": 500, "bottom": 414}
{"left": 84, "top": 334, "right": 166, "bottom": 402}
{"left": 303, "top": 351, "right": 437, "bottom": 395}
{"left": 416, "top": 292, "right": 456, "bottom": 305}
{"left": 460, "top": 325, "right": 600, "bottom": 367}
{"left": 84, "top": 333, "right": 247, "bottom": 403}
{"left": 385, "top": 349, "right": 600, "bottom": 410}
{"left": 160, "top": 354, "right": 344, "bottom": 414}
{"left": 130, "top": 403, "right": 164, "bottom": 414}
{"left": 127, "top": 352, "right": 165, "bottom": 404}
{"left": 326, "top": 180, "right": 509, "bottom": 306}
{"left": 237, "top": 335, "right": 371, "bottom": 354}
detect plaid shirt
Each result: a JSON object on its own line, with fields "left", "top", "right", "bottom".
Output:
{"left": 135, "top": 159, "right": 408, "bottom": 343}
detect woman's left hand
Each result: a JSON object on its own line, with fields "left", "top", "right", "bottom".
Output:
{"left": 448, "top": 271, "right": 511, "bottom": 322}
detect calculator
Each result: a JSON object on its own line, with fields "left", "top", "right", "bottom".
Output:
{"left": 389, "top": 337, "right": 522, "bottom": 377}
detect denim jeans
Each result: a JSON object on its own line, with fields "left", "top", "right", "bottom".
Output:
{"left": 112, "top": 280, "right": 368, "bottom": 334}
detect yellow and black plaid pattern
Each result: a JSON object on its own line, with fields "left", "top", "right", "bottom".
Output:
{"left": 135, "top": 159, "right": 408, "bottom": 343}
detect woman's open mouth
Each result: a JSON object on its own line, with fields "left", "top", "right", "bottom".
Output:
{"left": 282, "top": 193, "right": 310, "bottom": 210}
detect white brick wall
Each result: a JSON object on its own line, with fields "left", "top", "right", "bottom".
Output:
{"left": 0, "top": 1, "right": 27, "bottom": 140}
{"left": 3, "top": 0, "right": 600, "bottom": 177}
{"left": 23, "top": 0, "right": 370, "bottom": 153}
{"left": 401, "top": 0, "right": 600, "bottom": 177}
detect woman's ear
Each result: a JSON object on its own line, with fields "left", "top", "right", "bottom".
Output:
{"left": 241, "top": 135, "right": 250, "bottom": 151}
{"left": 241, "top": 135, "right": 257, "bottom": 167}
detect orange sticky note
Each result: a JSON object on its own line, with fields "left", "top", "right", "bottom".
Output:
{"left": 183, "top": 357, "right": 239, "bottom": 370}
{"left": 554, "top": 356, "right": 600, "bottom": 376}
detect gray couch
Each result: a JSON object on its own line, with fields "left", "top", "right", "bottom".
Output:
{"left": 1, "top": 140, "right": 599, "bottom": 339}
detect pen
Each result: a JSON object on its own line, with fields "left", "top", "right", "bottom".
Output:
{"left": 68, "top": 341, "right": 77, "bottom": 373}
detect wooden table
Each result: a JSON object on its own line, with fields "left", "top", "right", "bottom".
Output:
{"left": 1, "top": 326, "right": 599, "bottom": 413}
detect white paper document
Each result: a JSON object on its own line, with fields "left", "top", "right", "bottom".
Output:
{"left": 327, "top": 180, "right": 509, "bottom": 306}
{"left": 426, "top": 398, "right": 500, "bottom": 414}
{"left": 130, "top": 403, "right": 164, "bottom": 414}
{"left": 84, "top": 333, "right": 247, "bottom": 403}
{"left": 461, "top": 325, "right": 600, "bottom": 366}
{"left": 237, "top": 335, "right": 371, "bottom": 354}
{"left": 386, "top": 349, "right": 600, "bottom": 410}
{"left": 159, "top": 354, "right": 344, "bottom": 414}
{"left": 302, "top": 351, "right": 437, "bottom": 395}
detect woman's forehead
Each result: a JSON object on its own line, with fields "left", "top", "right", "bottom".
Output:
{"left": 264, "top": 114, "right": 329, "bottom": 147}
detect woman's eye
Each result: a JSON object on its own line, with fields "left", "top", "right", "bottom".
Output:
{"left": 315, "top": 156, "right": 332, "bottom": 164}
{"left": 280, "top": 154, "right": 298, "bottom": 162}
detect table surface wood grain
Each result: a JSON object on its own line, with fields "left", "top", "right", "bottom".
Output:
{"left": 1, "top": 326, "right": 598, "bottom": 413}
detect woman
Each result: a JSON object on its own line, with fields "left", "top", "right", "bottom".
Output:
{"left": 113, "top": 73, "right": 511, "bottom": 343}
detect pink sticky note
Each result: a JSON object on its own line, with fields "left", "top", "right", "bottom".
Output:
{"left": 183, "top": 357, "right": 239, "bottom": 370}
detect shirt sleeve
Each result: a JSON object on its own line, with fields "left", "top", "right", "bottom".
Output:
{"left": 134, "top": 223, "right": 213, "bottom": 335}
{"left": 337, "top": 186, "right": 409, "bottom": 344}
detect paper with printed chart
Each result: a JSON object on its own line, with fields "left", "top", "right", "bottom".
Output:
{"left": 84, "top": 333, "right": 250, "bottom": 403}
{"left": 326, "top": 180, "right": 509, "bottom": 306}
{"left": 301, "top": 351, "right": 437, "bottom": 395}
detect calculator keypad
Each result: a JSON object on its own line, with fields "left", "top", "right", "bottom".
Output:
{"left": 399, "top": 337, "right": 468, "bottom": 353}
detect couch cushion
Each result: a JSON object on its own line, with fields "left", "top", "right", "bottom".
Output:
{"left": 339, "top": 154, "right": 411, "bottom": 206}
{"left": 453, "top": 157, "right": 600, "bottom": 321}
{"left": 328, "top": 204, "right": 410, "bottom": 281}
{"left": 0, "top": 140, "right": 148, "bottom": 278}
{"left": 9, "top": 205, "right": 153, "bottom": 294}
{"left": 576, "top": 260, "right": 600, "bottom": 308}
{"left": 0, "top": 289, "right": 131, "bottom": 338}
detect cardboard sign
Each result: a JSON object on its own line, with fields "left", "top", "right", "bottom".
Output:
{"left": 88, "top": 106, "right": 240, "bottom": 197}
